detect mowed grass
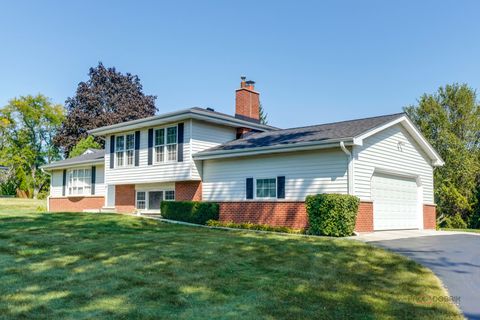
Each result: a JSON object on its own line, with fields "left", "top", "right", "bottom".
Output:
{"left": 0, "top": 197, "right": 46, "bottom": 214}
{"left": 0, "top": 201, "right": 461, "bottom": 319}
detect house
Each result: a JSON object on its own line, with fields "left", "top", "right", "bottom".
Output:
{"left": 42, "top": 77, "right": 444, "bottom": 232}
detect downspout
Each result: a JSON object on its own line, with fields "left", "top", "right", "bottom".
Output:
{"left": 340, "top": 141, "right": 354, "bottom": 195}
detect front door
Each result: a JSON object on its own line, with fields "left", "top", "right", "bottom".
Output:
{"left": 148, "top": 191, "right": 163, "bottom": 211}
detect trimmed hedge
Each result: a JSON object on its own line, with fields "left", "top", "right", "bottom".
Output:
{"left": 206, "top": 220, "right": 304, "bottom": 234}
{"left": 305, "top": 193, "right": 360, "bottom": 237}
{"left": 160, "top": 201, "right": 219, "bottom": 225}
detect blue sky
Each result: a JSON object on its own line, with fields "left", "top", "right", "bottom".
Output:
{"left": 0, "top": 0, "right": 478, "bottom": 128}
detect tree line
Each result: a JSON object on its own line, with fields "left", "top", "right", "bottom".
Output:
{"left": 0, "top": 64, "right": 478, "bottom": 228}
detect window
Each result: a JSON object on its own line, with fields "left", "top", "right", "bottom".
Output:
{"left": 154, "top": 126, "right": 177, "bottom": 163}
{"left": 154, "top": 128, "right": 165, "bottom": 163}
{"left": 256, "top": 178, "right": 277, "bottom": 198}
{"left": 136, "top": 191, "right": 146, "bottom": 209}
{"left": 115, "top": 134, "right": 135, "bottom": 167}
{"left": 165, "top": 190, "right": 175, "bottom": 201}
{"left": 166, "top": 127, "right": 177, "bottom": 161}
{"left": 135, "top": 190, "right": 175, "bottom": 210}
{"left": 126, "top": 134, "right": 135, "bottom": 166}
{"left": 68, "top": 168, "right": 91, "bottom": 196}
{"left": 115, "top": 136, "right": 124, "bottom": 167}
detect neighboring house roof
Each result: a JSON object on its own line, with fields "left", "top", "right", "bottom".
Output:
{"left": 41, "top": 149, "right": 105, "bottom": 171}
{"left": 88, "top": 107, "right": 277, "bottom": 136}
{"left": 194, "top": 113, "right": 444, "bottom": 166}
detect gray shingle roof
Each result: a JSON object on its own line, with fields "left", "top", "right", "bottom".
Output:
{"left": 42, "top": 149, "right": 105, "bottom": 170}
{"left": 198, "top": 113, "right": 405, "bottom": 153}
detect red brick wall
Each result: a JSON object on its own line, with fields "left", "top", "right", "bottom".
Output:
{"left": 355, "top": 201, "right": 374, "bottom": 232}
{"left": 235, "top": 88, "right": 260, "bottom": 121}
{"left": 219, "top": 202, "right": 307, "bottom": 229}
{"left": 175, "top": 181, "right": 202, "bottom": 201}
{"left": 49, "top": 196, "right": 104, "bottom": 212}
{"left": 423, "top": 204, "right": 436, "bottom": 229}
{"left": 115, "top": 184, "right": 136, "bottom": 213}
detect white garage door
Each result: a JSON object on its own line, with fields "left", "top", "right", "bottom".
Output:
{"left": 372, "top": 173, "right": 419, "bottom": 230}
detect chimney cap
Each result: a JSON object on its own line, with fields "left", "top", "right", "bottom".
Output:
{"left": 241, "top": 76, "right": 246, "bottom": 81}
{"left": 246, "top": 80, "right": 255, "bottom": 85}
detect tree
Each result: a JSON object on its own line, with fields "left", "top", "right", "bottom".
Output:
{"left": 259, "top": 103, "right": 268, "bottom": 125}
{"left": 55, "top": 62, "right": 157, "bottom": 156}
{"left": 69, "top": 136, "right": 102, "bottom": 158}
{"left": 404, "top": 84, "right": 480, "bottom": 226}
{"left": 0, "top": 95, "right": 64, "bottom": 198}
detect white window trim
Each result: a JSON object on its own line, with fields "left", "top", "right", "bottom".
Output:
{"left": 254, "top": 177, "right": 278, "bottom": 200}
{"left": 67, "top": 167, "right": 92, "bottom": 196}
{"left": 153, "top": 125, "right": 178, "bottom": 165}
{"left": 115, "top": 132, "right": 136, "bottom": 168}
{"left": 135, "top": 189, "right": 175, "bottom": 212}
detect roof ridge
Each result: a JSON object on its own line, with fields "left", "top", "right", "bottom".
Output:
{"left": 275, "top": 112, "right": 406, "bottom": 132}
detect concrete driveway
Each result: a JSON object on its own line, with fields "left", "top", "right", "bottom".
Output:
{"left": 353, "top": 230, "right": 480, "bottom": 320}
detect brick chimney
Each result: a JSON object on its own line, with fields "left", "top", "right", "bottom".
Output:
{"left": 235, "top": 76, "right": 260, "bottom": 123}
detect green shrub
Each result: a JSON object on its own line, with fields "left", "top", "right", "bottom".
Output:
{"left": 305, "top": 193, "right": 360, "bottom": 237}
{"left": 206, "top": 220, "right": 304, "bottom": 234}
{"left": 160, "top": 201, "right": 219, "bottom": 225}
{"left": 442, "top": 213, "right": 468, "bottom": 229}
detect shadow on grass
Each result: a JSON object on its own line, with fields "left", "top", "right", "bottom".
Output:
{"left": 0, "top": 212, "right": 462, "bottom": 319}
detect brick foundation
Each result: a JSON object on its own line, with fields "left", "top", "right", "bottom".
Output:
{"left": 423, "top": 204, "right": 436, "bottom": 229}
{"left": 219, "top": 201, "right": 307, "bottom": 229}
{"left": 355, "top": 201, "right": 374, "bottom": 232}
{"left": 49, "top": 196, "right": 105, "bottom": 212}
{"left": 175, "top": 181, "right": 202, "bottom": 201}
{"left": 115, "top": 184, "right": 136, "bottom": 213}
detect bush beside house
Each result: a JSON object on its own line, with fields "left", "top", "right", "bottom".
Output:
{"left": 306, "top": 194, "right": 360, "bottom": 237}
{"left": 160, "top": 201, "right": 219, "bottom": 225}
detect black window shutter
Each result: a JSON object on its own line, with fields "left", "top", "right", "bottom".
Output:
{"left": 177, "top": 122, "right": 184, "bottom": 162}
{"left": 148, "top": 128, "right": 153, "bottom": 165}
{"left": 277, "top": 176, "right": 285, "bottom": 199}
{"left": 246, "top": 178, "right": 254, "bottom": 199}
{"left": 135, "top": 131, "right": 141, "bottom": 166}
{"left": 91, "top": 166, "right": 96, "bottom": 195}
{"left": 62, "top": 169, "right": 67, "bottom": 196}
{"left": 110, "top": 135, "right": 115, "bottom": 169}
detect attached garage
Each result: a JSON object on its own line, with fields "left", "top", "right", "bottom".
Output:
{"left": 371, "top": 172, "right": 420, "bottom": 230}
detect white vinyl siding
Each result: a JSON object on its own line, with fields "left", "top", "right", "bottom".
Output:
{"left": 353, "top": 124, "right": 434, "bottom": 204}
{"left": 105, "top": 123, "right": 192, "bottom": 184}
{"left": 49, "top": 165, "right": 105, "bottom": 197}
{"left": 190, "top": 119, "right": 237, "bottom": 179}
{"left": 202, "top": 149, "right": 348, "bottom": 201}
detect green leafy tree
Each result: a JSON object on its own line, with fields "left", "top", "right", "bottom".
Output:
{"left": 55, "top": 62, "right": 157, "bottom": 156}
{"left": 404, "top": 84, "right": 480, "bottom": 226}
{"left": 69, "top": 136, "right": 102, "bottom": 158}
{"left": 0, "top": 95, "right": 64, "bottom": 198}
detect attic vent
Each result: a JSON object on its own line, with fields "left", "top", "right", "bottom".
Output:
{"left": 206, "top": 107, "right": 215, "bottom": 112}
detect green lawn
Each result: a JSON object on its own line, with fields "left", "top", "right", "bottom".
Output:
{"left": 0, "top": 197, "right": 46, "bottom": 213}
{"left": 0, "top": 200, "right": 461, "bottom": 319}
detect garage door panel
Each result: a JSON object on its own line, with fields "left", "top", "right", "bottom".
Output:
{"left": 372, "top": 173, "right": 419, "bottom": 230}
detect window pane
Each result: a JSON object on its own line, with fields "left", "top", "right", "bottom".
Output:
{"left": 116, "top": 136, "right": 125, "bottom": 151}
{"left": 256, "top": 178, "right": 276, "bottom": 198}
{"left": 167, "top": 144, "right": 177, "bottom": 161}
{"left": 126, "top": 134, "right": 135, "bottom": 150}
{"left": 127, "top": 150, "right": 134, "bottom": 166}
{"left": 136, "top": 192, "right": 146, "bottom": 209}
{"left": 165, "top": 190, "right": 175, "bottom": 201}
{"left": 167, "top": 127, "right": 177, "bottom": 144}
{"left": 116, "top": 152, "right": 124, "bottom": 166}
{"left": 155, "top": 146, "right": 164, "bottom": 163}
{"left": 155, "top": 129, "right": 164, "bottom": 146}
